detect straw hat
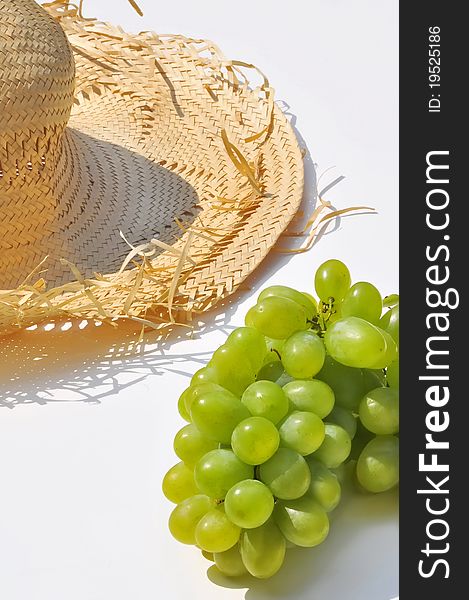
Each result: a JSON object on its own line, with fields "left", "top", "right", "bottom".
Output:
{"left": 0, "top": 0, "right": 304, "bottom": 335}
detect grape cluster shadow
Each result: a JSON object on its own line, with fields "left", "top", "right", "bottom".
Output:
{"left": 206, "top": 484, "right": 398, "bottom": 600}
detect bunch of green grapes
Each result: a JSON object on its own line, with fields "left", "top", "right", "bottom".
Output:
{"left": 163, "top": 259, "right": 399, "bottom": 579}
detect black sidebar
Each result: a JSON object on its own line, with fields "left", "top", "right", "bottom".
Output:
{"left": 400, "top": 3, "right": 465, "bottom": 598}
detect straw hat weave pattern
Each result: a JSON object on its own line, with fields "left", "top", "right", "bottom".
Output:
{"left": 0, "top": 0, "right": 304, "bottom": 335}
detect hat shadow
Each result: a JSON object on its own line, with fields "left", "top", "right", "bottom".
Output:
{"left": 40, "top": 130, "right": 202, "bottom": 288}
{"left": 0, "top": 102, "right": 374, "bottom": 407}
{"left": 0, "top": 309, "right": 234, "bottom": 407}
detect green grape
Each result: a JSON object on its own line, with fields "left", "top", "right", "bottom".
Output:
{"left": 314, "top": 259, "right": 351, "bottom": 303}
{"left": 240, "top": 520, "right": 286, "bottom": 579}
{"left": 256, "top": 359, "right": 285, "bottom": 383}
{"left": 327, "top": 406, "right": 357, "bottom": 440}
{"left": 282, "top": 331, "right": 326, "bottom": 379}
{"left": 201, "top": 550, "right": 214, "bottom": 562}
{"left": 183, "top": 382, "right": 226, "bottom": 415}
{"left": 214, "top": 544, "right": 248, "bottom": 576}
{"left": 356, "top": 435, "right": 399, "bottom": 492}
{"left": 259, "top": 447, "right": 311, "bottom": 499}
{"left": 194, "top": 449, "right": 253, "bottom": 499}
{"left": 191, "top": 365, "right": 223, "bottom": 387}
{"left": 190, "top": 389, "right": 250, "bottom": 443}
{"left": 327, "top": 302, "right": 343, "bottom": 324}
{"left": 244, "top": 306, "right": 256, "bottom": 328}
{"left": 231, "top": 417, "right": 280, "bottom": 465}
{"left": 383, "top": 293, "right": 399, "bottom": 308}
{"left": 195, "top": 504, "right": 241, "bottom": 553}
{"left": 282, "top": 379, "right": 335, "bottom": 419}
{"left": 247, "top": 296, "right": 308, "bottom": 339}
{"left": 265, "top": 337, "right": 285, "bottom": 360}
{"left": 241, "top": 380, "right": 289, "bottom": 424}
{"left": 210, "top": 345, "right": 255, "bottom": 396}
{"left": 168, "top": 494, "right": 216, "bottom": 544}
{"left": 162, "top": 461, "right": 199, "bottom": 504}
{"left": 379, "top": 308, "right": 391, "bottom": 328}
{"left": 178, "top": 389, "right": 191, "bottom": 422}
{"left": 324, "top": 316, "right": 393, "bottom": 369}
{"left": 341, "top": 281, "right": 383, "bottom": 325}
{"left": 258, "top": 285, "right": 317, "bottom": 320}
{"left": 225, "top": 479, "right": 274, "bottom": 528}
{"left": 173, "top": 424, "right": 218, "bottom": 467}
{"left": 301, "top": 292, "right": 318, "bottom": 311}
{"left": 370, "top": 329, "right": 398, "bottom": 369}
{"left": 226, "top": 327, "right": 267, "bottom": 372}
{"left": 274, "top": 496, "right": 329, "bottom": 547}
{"left": 312, "top": 423, "right": 351, "bottom": 468}
{"left": 387, "top": 359, "right": 399, "bottom": 388}
{"left": 330, "top": 462, "right": 347, "bottom": 484}
{"left": 349, "top": 419, "right": 375, "bottom": 461}
{"left": 307, "top": 458, "right": 341, "bottom": 512}
{"left": 275, "top": 372, "right": 296, "bottom": 387}
{"left": 359, "top": 387, "right": 399, "bottom": 435}
{"left": 362, "top": 368, "right": 386, "bottom": 392}
{"left": 380, "top": 305, "right": 399, "bottom": 348}
{"left": 316, "top": 355, "right": 365, "bottom": 411}
{"left": 278, "top": 411, "right": 325, "bottom": 456}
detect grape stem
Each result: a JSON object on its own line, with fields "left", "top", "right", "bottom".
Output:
{"left": 312, "top": 297, "right": 337, "bottom": 336}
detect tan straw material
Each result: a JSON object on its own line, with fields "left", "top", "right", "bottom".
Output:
{"left": 0, "top": 0, "right": 307, "bottom": 336}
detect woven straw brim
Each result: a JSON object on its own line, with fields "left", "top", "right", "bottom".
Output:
{"left": 0, "top": 3, "right": 304, "bottom": 335}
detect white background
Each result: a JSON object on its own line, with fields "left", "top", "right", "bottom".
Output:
{"left": 0, "top": 1, "right": 398, "bottom": 599}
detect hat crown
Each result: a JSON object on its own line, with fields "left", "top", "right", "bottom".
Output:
{"left": 0, "top": 0, "right": 75, "bottom": 181}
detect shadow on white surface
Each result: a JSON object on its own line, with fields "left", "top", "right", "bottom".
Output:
{"left": 0, "top": 319, "right": 215, "bottom": 406}
{"left": 1, "top": 105, "right": 375, "bottom": 408}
